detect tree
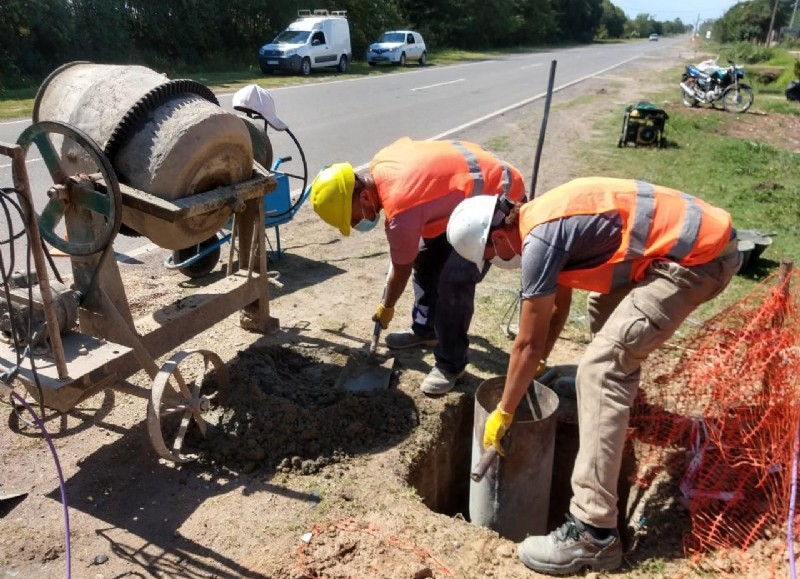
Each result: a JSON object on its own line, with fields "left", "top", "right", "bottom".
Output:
{"left": 555, "top": 0, "right": 604, "bottom": 43}
{"left": 598, "top": 0, "right": 627, "bottom": 39}
{"left": 714, "top": 0, "right": 794, "bottom": 43}
{"left": 0, "top": 0, "right": 76, "bottom": 88}
{"left": 71, "top": 0, "right": 133, "bottom": 63}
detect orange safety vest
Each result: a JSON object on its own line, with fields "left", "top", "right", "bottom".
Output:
{"left": 518, "top": 177, "right": 732, "bottom": 293}
{"left": 370, "top": 137, "right": 525, "bottom": 238}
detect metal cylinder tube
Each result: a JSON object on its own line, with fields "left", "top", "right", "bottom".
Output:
{"left": 469, "top": 376, "right": 559, "bottom": 541}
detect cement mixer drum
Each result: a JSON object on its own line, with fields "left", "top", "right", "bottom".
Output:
{"left": 34, "top": 62, "right": 258, "bottom": 250}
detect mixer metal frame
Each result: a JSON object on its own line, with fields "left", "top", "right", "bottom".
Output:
{"left": 1, "top": 121, "right": 279, "bottom": 463}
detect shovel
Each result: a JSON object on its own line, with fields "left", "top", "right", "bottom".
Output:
{"left": 334, "top": 264, "right": 395, "bottom": 392}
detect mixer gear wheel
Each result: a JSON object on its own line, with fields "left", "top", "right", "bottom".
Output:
{"left": 103, "top": 79, "right": 220, "bottom": 165}
{"left": 16, "top": 120, "right": 122, "bottom": 256}
{"left": 146, "top": 349, "right": 229, "bottom": 463}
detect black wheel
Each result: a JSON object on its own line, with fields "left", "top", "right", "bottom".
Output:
{"left": 722, "top": 84, "right": 754, "bottom": 114}
{"left": 173, "top": 235, "right": 221, "bottom": 278}
{"left": 300, "top": 58, "right": 311, "bottom": 76}
{"left": 337, "top": 55, "right": 348, "bottom": 73}
{"left": 396, "top": 53, "right": 406, "bottom": 67}
{"left": 368, "top": 61, "right": 376, "bottom": 67}
{"left": 419, "top": 52, "right": 427, "bottom": 66}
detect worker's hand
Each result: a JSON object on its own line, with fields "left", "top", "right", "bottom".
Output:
{"left": 372, "top": 303, "right": 394, "bottom": 329}
{"left": 535, "top": 360, "right": 548, "bottom": 379}
{"left": 483, "top": 405, "right": 514, "bottom": 456}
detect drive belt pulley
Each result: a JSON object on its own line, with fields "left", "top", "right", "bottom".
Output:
{"left": 16, "top": 120, "right": 123, "bottom": 256}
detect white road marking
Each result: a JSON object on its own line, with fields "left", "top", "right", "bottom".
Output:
{"left": 520, "top": 63, "right": 544, "bottom": 70}
{"left": 428, "top": 55, "right": 641, "bottom": 141}
{"left": 123, "top": 242, "right": 160, "bottom": 258}
{"left": 411, "top": 78, "right": 465, "bottom": 92}
{"left": 1, "top": 157, "right": 41, "bottom": 170}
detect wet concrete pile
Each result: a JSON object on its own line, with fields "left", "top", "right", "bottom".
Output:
{"left": 189, "top": 344, "right": 418, "bottom": 475}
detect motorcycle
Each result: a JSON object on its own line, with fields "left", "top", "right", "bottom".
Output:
{"left": 680, "top": 59, "right": 754, "bottom": 114}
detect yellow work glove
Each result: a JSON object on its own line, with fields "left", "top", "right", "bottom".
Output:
{"left": 372, "top": 303, "right": 394, "bottom": 329}
{"left": 483, "top": 405, "right": 514, "bottom": 456}
{"left": 535, "top": 360, "right": 548, "bottom": 379}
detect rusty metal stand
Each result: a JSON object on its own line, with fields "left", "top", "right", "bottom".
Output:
{"left": 1, "top": 131, "right": 279, "bottom": 462}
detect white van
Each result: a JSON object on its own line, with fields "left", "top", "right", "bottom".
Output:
{"left": 259, "top": 9, "right": 352, "bottom": 76}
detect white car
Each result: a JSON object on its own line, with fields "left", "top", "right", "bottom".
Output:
{"left": 366, "top": 30, "right": 426, "bottom": 66}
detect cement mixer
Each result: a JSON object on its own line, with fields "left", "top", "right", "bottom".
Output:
{"left": 0, "top": 62, "right": 283, "bottom": 462}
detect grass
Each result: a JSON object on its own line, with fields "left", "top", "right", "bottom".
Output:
{"left": 575, "top": 77, "right": 800, "bottom": 320}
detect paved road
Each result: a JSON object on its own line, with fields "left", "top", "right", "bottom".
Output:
{"left": 0, "top": 38, "right": 681, "bottom": 271}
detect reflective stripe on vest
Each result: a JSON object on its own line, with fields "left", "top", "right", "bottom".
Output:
{"left": 450, "top": 140, "right": 484, "bottom": 197}
{"left": 518, "top": 177, "right": 731, "bottom": 293}
{"left": 373, "top": 138, "right": 525, "bottom": 238}
{"left": 449, "top": 140, "right": 516, "bottom": 199}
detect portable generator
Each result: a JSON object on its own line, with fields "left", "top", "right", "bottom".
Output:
{"left": 617, "top": 101, "right": 668, "bottom": 148}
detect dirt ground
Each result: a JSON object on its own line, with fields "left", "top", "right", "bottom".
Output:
{"left": 1, "top": 42, "right": 796, "bottom": 579}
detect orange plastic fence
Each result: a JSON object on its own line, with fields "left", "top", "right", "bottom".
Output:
{"left": 630, "top": 263, "right": 798, "bottom": 575}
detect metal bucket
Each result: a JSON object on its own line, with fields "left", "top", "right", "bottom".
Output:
{"left": 33, "top": 62, "right": 254, "bottom": 250}
{"left": 469, "top": 376, "right": 559, "bottom": 541}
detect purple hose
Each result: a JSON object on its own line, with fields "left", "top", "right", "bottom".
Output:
{"left": 789, "top": 417, "right": 799, "bottom": 579}
{"left": 11, "top": 391, "right": 71, "bottom": 578}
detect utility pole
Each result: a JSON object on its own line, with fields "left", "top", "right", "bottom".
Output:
{"left": 792, "top": 0, "right": 799, "bottom": 28}
{"left": 766, "top": 0, "right": 780, "bottom": 46}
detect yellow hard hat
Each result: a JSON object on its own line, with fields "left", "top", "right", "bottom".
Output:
{"left": 310, "top": 162, "right": 355, "bottom": 236}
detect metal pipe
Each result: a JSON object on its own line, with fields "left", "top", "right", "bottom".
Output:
{"left": 529, "top": 60, "right": 557, "bottom": 200}
{"left": 471, "top": 368, "right": 558, "bottom": 482}
{"left": 7, "top": 144, "right": 69, "bottom": 379}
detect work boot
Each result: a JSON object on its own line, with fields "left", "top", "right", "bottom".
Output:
{"left": 517, "top": 513, "right": 622, "bottom": 576}
{"left": 385, "top": 329, "right": 438, "bottom": 350}
{"left": 420, "top": 366, "right": 465, "bottom": 395}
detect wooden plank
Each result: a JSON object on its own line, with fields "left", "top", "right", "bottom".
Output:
{"left": 111, "top": 168, "right": 277, "bottom": 223}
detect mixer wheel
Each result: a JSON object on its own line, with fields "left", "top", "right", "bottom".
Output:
{"left": 147, "top": 349, "right": 229, "bottom": 463}
{"left": 172, "top": 236, "right": 222, "bottom": 278}
{"left": 15, "top": 121, "right": 122, "bottom": 256}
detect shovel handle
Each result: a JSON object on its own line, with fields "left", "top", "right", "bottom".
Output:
{"left": 369, "top": 321, "right": 382, "bottom": 354}
{"left": 471, "top": 445, "right": 499, "bottom": 482}
{"left": 370, "top": 263, "right": 392, "bottom": 354}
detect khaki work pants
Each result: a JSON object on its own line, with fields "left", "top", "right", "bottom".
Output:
{"left": 569, "top": 241, "right": 742, "bottom": 529}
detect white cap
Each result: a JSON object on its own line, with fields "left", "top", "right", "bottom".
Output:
{"left": 446, "top": 195, "right": 498, "bottom": 269}
{"left": 232, "top": 84, "right": 288, "bottom": 131}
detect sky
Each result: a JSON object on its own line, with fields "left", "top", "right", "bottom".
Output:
{"left": 612, "top": 1, "right": 743, "bottom": 23}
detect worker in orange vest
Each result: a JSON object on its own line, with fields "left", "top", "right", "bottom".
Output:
{"left": 309, "top": 137, "right": 526, "bottom": 394}
{"left": 446, "top": 177, "right": 741, "bottom": 575}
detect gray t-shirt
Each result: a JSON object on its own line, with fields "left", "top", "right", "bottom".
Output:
{"left": 520, "top": 211, "right": 623, "bottom": 298}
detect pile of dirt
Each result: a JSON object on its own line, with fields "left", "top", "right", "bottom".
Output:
{"left": 193, "top": 344, "right": 417, "bottom": 475}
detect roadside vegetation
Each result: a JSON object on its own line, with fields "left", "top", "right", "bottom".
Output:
{"left": 574, "top": 53, "right": 799, "bottom": 321}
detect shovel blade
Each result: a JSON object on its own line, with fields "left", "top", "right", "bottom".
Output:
{"left": 335, "top": 354, "right": 394, "bottom": 392}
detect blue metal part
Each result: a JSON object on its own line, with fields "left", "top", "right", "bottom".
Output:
{"left": 165, "top": 155, "right": 311, "bottom": 270}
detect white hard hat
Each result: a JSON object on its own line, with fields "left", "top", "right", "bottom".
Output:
{"left": 447, "top": 195, "right": 498, "bottom": 269}
{"left": 232, "top": 84, "right": 288, "bottom": 131}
